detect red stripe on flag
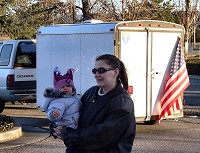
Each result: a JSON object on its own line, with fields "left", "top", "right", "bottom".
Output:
{"left": 164, "top": 67, "right": 187, "bottom": 92}
{"left": 159, "top": 76, "right": 189, "bottom": 119}
{"left": 161, "top": 70, "right": 189, "bottom": 108}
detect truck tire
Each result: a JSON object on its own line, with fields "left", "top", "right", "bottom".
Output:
{"left": 143, "top": 120, "right": 158, "bottom": 125}
{"left": 0, "top": 99, "right": 6, "bottom": 113}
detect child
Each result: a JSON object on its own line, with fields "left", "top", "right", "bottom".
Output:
{"left": 43, "top": 67, "right": 81, "bottom": 153}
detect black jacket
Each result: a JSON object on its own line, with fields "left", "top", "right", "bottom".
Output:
{"left": 62, "top": 85, "right": 136, "bottom": 153}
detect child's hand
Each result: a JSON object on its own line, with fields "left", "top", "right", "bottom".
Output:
{"left": 52, "top": 109, "right": 61, "bottom": 118}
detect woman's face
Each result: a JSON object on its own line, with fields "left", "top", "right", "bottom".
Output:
{"left": 94, "top": 60, "right": 119, "bottom": 92}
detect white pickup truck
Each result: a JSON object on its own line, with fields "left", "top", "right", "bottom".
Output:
{"left": 0, "top": 40, "right": 36, "bottom": 113}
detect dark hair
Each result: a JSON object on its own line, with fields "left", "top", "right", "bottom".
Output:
{"left": 96, "top": 54, "right": 128, "bottom": 90}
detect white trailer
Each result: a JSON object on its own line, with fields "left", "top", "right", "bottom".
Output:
{"left": 36, "top": 20, "right": 185, "bottom": 124}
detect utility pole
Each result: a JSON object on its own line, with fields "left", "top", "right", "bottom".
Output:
{"left": 194, "top": 15, "right": 196, "bottom": 46}
{"left": 193, "top": 0, "right": 198, "bottom": 48}
{"left": 122, "top": 0, "right": 125, "bottom": 21}
{"left": 185, "top": 0, "right": 190, "bottom": 55}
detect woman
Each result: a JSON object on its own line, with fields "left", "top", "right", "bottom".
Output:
{"left": 54, "top": 54, "right": 136, "bottom": 153}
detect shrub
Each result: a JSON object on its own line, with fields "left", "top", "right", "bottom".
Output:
{"left": 186, "top": 59, "right": 200, "bottom": 75}
{"left": 0, "top": 115, "right": 15, "bottom": 132}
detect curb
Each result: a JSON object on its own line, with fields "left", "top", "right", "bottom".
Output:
{"left": 184, "top": 106, "right": 200, "bottom": 116}
{"left": 0, "top": 126, "right": 22, "bottom": 143}
{"left": 0, "top": 124, "right": 50, "bottom": 150}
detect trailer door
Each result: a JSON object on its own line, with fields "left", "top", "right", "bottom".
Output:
{"left": 115, "top": 26, "right": 149, "bottom": 120}
{"left": 150, "top": 28, "right": 183, "bottom": 117}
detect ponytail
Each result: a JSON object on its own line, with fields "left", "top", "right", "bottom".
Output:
{"left": 118, "top": 60, "right": 128, "bottom": 91}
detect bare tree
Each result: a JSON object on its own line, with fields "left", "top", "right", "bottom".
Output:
{"left": 82, "top": 0, "right": 92, "bottom": 20}
{"left": 184, "top": 0, "right": 199, "bottom": 54}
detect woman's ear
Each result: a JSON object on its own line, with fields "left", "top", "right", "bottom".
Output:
{"left": 114, "top": 68, "right": 119, "bottom": 78}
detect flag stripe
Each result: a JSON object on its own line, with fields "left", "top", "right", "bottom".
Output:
{"left": 161, "top": 67, "right": 189, "bottom": 108}
{"left": 161, "top": 76, "right": 189, "bottom": 110}
{"left": 160, "top": 96, "right": 181, "bottom": 118}
{"left": 161, "top": 74, "right": 188, "bottom": 108}
{"left": 160, "top": 95, "right": 182, "bottom": 120}
{"left": 160, "top": 77, "right": 189, "bottom": 115}
{"left": 165, "top": 65, "right": 187, "bottom": 91}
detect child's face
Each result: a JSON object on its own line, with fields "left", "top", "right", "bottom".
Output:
{"left": 60, "top": 85, "right": 74, "bottom": 95}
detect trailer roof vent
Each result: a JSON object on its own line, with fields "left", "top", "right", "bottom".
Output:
{"left": 83, "top": 20, "right": 103, "bottom": 24}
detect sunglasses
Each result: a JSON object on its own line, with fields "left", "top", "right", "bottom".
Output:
{"left": 92, "top": 67, "right": 115, "bottom": 74}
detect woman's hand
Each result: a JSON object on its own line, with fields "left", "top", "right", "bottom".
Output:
{"left": 53, "top": 126, "right": 62, "bottom": 139}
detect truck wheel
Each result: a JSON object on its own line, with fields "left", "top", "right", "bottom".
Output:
{"left": 0, "top": 100, "right": 6, "bottom": 113}
{"left": 143, "top": 120, "right": 158, "bottom": 125}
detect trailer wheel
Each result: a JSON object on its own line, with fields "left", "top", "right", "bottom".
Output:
{"left": 0, "top": 99, "right": 6, "bottom": 113}
{"left": 143, "top": 120, "right": 158, "bottom": 125}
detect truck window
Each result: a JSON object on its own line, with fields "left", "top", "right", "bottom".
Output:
{"left": 15, "top": 42, "right": 36, "bottom": 68}
{"left": 0, "top": 44, "right": 13, "bottom": 66}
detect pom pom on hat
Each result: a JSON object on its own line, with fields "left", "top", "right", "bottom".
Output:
{"left": 53, "top": 67, "right": 76, "bottom": 91}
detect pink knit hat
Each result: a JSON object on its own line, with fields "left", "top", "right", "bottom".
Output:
{"left": 53, "top": 67, "right": 76, "bottom": 91}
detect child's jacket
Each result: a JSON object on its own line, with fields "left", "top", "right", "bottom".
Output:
{"left": 43, "top": 94, "right": 81, "bottom": 129}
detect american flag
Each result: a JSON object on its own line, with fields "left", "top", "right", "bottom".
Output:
{"left": 159, "top": 39, "right": 190, "bottom": 122}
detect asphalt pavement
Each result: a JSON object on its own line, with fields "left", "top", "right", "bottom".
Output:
{"left": 0, "top": 75, "right": 199, "bottom": 150}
